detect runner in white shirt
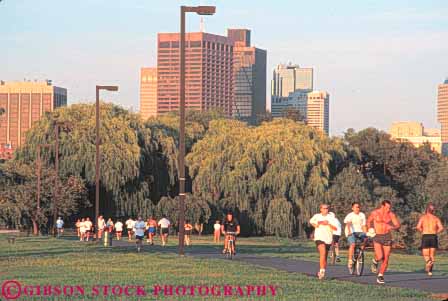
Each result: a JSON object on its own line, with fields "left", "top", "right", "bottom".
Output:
{"left": 329, "top": 211, "right": 342, "bottom": 263}
{"left": 344, "top": 202, "right": 368, "bottom": 272}
{"left": 56, "top": 217, "right": 64, "bottom": 238}
{"left": 84, "top": 217, "right": 93, "bottom": 242}
{"left": 310, "top": 204, "right": 338, "bottom": 280}
{"left": 115, "top": 220, "right": 123, "bottom": 240}
{"left": 134, "top": 216, "right": 146, "bottom": 252}
{"left": 97, "top": 216, "right": 106, "bottom": 240}
{"left": 158, "top": 215, "right": 171, "bottom": 246}
{"left": 125, "top": 218, "right": 135, "bottom": 241}
{"left": 79, "top": 218, "right": 86, "bottom": 241}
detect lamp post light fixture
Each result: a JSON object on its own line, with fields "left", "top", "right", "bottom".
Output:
{"left": 95, "top": 85, "right": 118, "bottom": 240}
{"left": 178, "top": 5, "right": 216, "bottom": 256}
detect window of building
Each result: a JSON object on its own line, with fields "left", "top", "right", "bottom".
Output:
{"left": 190, "top": 41, "right": 201, "bottom": 48}
{"left": 159, "top": 42, "right": 170, "bottom": 48}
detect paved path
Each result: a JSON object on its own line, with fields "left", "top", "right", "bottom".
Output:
{"left": 113, "top": 240, "right": 448, "bottom": 294}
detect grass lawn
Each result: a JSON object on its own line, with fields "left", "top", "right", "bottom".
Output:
{"left": 0, "top": 234, "right": 438, "bottom": 300}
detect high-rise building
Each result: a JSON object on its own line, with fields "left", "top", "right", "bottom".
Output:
{"left": 227, "top": 29, "right": 267, "bottom": 120}
{"left": 146, "top": 29, "right": 266, "bottom": 119}
{"left": 156, "top": 32, "right": 234, "bottom": 116}
{"left": 0, "top": 81, "right": 67, "bottom": 157}
{"left": 389, "top": 121, "right": 442, "bottom": 154}
{"left": 306, "top": 91, "right": 329, "bottom": 135}
{"left": 140, "top": 67, "right": 157, "bottom": 120}
{"left": 271, "top": 64, "right": 313, "bottom": 117}
{"left": 437, "top": 78, "right": 448, "bottom": 156}
{"left": 271, "top": 64, "right": 313, "bottom": 98}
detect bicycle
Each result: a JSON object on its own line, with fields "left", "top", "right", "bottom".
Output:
{"left": 224, "top": 231, "right": 237, "bottom": 260}
{"left": 349, "top": 233, "right": 366, "bottom": 276}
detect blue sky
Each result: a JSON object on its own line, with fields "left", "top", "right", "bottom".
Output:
{"left": 1, "top": 0, "right": 447, "bottom": 135}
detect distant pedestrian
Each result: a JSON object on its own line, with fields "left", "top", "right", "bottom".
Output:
{"left": 106, "top": 218, "right": 114, "bottom": 232}
{"left": 214, "top": 220, "right": 221, "bottom": 243}
{"left": 97, "top": 216, "right": 106, "bottom": 239}
{"left": 147, "top": 216, "right": 158, "bottom": 245}
{"left": 158, "top": 215, "right": 171, "bottom": 246}
{"left": 115, "top": 220, "right": 123, "bottom": 240}
{"left": 134, "top": 216, "right": 146, "bottom": 252}
{"left": 75, "top": 219, "right": 81, "bottom": 238}
{"left": 79, "top": 218, "right": 86, "bottom": 241}
{"left": 126, "top": 218, "right": 135, "bottom": 241}
{"left": 56, "top": 217, "right": 64, "bottom": 238}
{"left": 185, "top": 220, "right": 193, "bottom": 246}
{"left": 84, "top": 217, "right": 93, "bottom": 242}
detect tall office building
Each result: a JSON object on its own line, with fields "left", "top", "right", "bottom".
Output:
{"left": 0, "top": 81, "right": 67, "bottom": 156}
{"left": 306, "top": 91, "right": 329, "bottom": 135}
{"left": 156, "top": 32, "right": 234, "bottom": 116}
{"left": 438, "top": 78, "right": 448, "bottom": 156}
{"left": 271, "top": 64, "right": 313, "bottom": 117}
{"left": 271, "top": 64, "right": 313, "bottom": 98}
{"left": 140, "top": 67, "right": 158, "bottom": 120}
{"left": 227, "top": 29, "right": 267, "bottom": 120}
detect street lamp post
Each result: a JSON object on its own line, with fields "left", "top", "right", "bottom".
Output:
{"left": 178, "top": 5, "right": 216, "bottom": 256}
{"left": 95, "top": 85, "right": 118, "bottom": 240}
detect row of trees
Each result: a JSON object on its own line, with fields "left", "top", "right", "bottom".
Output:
{"left": 0, "top": 103, "right": 446, "bottom": 248}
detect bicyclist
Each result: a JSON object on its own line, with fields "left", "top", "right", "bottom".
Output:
{"left": 221, "top": 211, "right": 240, "bottom": 255}
{"left": 310, "top": 204, "right": 338, "bottom": 280}
{"left": 367, "top": 200, "right": 400, "bottom": 284}
{"left": 344, "top": 202, "right": 368, "bottom": 272}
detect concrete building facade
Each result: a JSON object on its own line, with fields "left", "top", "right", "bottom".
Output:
{"left": 389, "top": 121, "right": 442, "bottom": 154}
{"left": 306, "top": 91, "right": 329, "bottom": 135}
{"left": 0, "top": 81, "right": 67, "bottom": 156}
{"left": 140, "top": 67, "right": 158, "bottom": 120}
{"left": 437, "top": 79, "right": 448, "bottom": 156}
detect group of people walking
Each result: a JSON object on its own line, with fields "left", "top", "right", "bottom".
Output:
{"left": 310, "top": 200, "right": 444, "bottom": 284}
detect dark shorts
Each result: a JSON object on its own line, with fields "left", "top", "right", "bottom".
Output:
{"left": 136, "top": 235, "right": 144, "bottom": 240}
{"left": 161, "top": 228, "right": 169, "bottom": 235}
{"left": 332, "top": 235, "right": 340, "bottom": 243}
{"left": 185, "top": 230, "right": 192, "bottom": 235}
{"left": 421, "top": 234, "right": 438, "bottom": 249}
{"left": 149, "top": 227, "right": 156, "bottom": 234}
{"left": 315, "top": 240, "right": 331, "bottom": 251}
{"left": 373, "top": 232, "right": 393, "bottom": 246}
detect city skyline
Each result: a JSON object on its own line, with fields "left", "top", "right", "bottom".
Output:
{"left": 1, "top": 0, "right": 448, "bottom": 135}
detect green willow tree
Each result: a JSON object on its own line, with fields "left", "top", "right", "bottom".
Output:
{"left": 155, "top": 194, "right": 211, "bottom": 228}
{"left": 15, "top": 103, "right": 177, "bottom": 217}
{"left": 0, "top": 161, "right": 88, "bottom": 234}
{"left": 186, "top": 118, "right": 347, "bottom": 237}
{"left": 14, "top": 103, "right": 219, "bottom": 218}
